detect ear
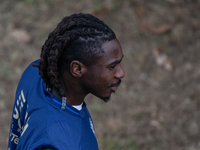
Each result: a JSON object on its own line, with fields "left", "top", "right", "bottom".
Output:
{"left": 70, "top": 60, "right": 86, "bottom": 78}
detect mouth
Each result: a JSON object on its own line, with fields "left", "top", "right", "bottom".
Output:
{"left": 110, "top": 80, "right": 121, "bottom": 92}
{"left": 110, "top": 86, "right": 119, "bottom": 92}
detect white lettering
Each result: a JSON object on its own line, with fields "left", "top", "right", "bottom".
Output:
{"left": 17, "top": 100, "right": 19, "bottom": 106}
{"left": 25, "top": 112, "right": 28, "bottom": 120}
{"left": 20, "top": 101, "right": 23, "bottom": 108}
{"left": 11, "top": 133, "right": 18, "bottom": 142}
{"left": 14, "top": 137, "right": 19, "bottom": 145}
{"left": 21, "top": 90, "right": 26, "bottom": 103}
{"left": 21, "top": 116, "right": 30, "bottom": 136}
{"left": 13, "top": 106, "right": 19, "bottom": 120}
{"left": 17, "top": 119, "right": 22, "bottom": 132}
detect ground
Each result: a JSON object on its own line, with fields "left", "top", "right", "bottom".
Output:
{"left": 0, "top": 0, "right": 200, "bottom": 150}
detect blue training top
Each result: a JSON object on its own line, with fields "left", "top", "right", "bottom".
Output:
{"left": 8, "top": 60, "right": 98, "bottom": 150}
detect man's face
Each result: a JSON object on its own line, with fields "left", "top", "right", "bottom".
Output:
{"left": 82, "top": 38, "right": 125, "bottom": 102}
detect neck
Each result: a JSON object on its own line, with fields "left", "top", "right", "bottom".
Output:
{"left": 51, "top": 86, "right": 87, "bottom": 106}
{"left": 52, "top": 70, "right": 89, "bottom": 106}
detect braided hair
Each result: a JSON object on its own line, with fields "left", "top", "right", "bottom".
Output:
{"left": 36, "top": 13, "right": 116, "bottom": 96}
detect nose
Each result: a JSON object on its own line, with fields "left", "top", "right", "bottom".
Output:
{"left": 115, "top": 64, "right": 125, "bottom": 79}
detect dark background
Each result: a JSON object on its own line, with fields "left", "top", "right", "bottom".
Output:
{"left": 0, "top": 0, "right": 200, "bottom": 149}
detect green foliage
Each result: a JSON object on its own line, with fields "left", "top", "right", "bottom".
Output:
{"left": 94, "top": 0, "right": 103, "bottom": 11}
{"left": 0, "top": 61, "right": 11, "bottom": 79}
{"left": 101, "top": 138, "right": 139, "bottom": 150}
{"left": 89, "top": 101, "right": 105, "bottom": 113}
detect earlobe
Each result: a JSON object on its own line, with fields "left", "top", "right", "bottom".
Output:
{"left": 70, "top": 60, "right": 86, "bottom": 78}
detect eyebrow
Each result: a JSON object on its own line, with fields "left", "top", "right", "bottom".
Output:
{"left": 109, "top": 55, "right": 124, "bottom": 65}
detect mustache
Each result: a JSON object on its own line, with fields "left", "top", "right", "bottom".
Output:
{"left": 110, "top": 79, "right": 121, "bottom": 87}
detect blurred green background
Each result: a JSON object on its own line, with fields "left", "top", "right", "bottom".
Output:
{"left": 0, "top": 0, "right": 200, "bottom": 149}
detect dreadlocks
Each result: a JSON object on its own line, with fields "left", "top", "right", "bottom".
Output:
{"left": 36, "top": 13, "right": 116, "bottom": 96}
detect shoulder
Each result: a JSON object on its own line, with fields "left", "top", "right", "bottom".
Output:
{"left": 17, "top": 59, "right": 40, "bottom": 87}
{"left": 20, "top": 59, "right": 40, "bottom": 80}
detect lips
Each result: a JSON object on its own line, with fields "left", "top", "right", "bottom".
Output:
{"left": 110, "top": 79, "right": 121, "bottom": 92}
{"left": 110, "top": 86, "right": 119, "bottom": 92}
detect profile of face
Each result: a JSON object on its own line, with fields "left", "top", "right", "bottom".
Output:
{"left": 82, "top": 38, "right": 125, "bottom": 102}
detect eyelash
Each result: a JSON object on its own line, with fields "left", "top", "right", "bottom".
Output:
{"left": 110, "top": 65, "right": 116, "bottom": 70}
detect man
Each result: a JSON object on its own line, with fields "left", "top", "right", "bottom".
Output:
{"left": 8, "top": 13, "right": 125, "bottom": 150}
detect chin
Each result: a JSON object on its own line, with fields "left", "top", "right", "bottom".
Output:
{"left": 98, "top": 95, "right": 111, "bottom": 103}
{"left": 93, "top": 91, "right": 112, "bottom": 102}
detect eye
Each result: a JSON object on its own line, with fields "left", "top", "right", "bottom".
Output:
{"left": 109, "top": 65, "right": 116, "bottom": 70}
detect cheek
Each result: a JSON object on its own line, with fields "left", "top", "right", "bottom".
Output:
{"left": 87, "top": 67, "right": 114, "bottom": 89}
{"left": 99, "top": 75, "right": 113, "bottom": 88}
{"left": 89, "top": 75, "right": 110, "bottom": 91}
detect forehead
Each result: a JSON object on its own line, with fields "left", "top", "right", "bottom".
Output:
{"left": 99, "top": 38, "right": 123, "bottom": 64}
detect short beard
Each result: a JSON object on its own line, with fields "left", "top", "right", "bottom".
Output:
{"left": 100, "top": 96, "right": 111, "bottom": 103}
